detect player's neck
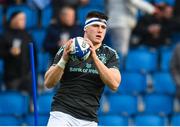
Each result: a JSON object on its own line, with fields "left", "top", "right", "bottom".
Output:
{"left": 94, "top": 43, "right": 101, "bottom": 50}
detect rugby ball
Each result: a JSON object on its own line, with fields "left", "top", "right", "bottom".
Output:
{"left": 70, "top": 37, "right": 91, "bottom": 61}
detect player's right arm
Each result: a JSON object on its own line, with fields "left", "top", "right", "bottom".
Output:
{"left": 44, "top": 39, "right": 72, "bottom": 89}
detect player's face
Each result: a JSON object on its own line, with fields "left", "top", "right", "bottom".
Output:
{"left": 60, "top": 8, "right": 75, "bottom": 26}
{"left": 11, "top": 12, "right": 26, "bottom": 30}
{"left": 85, "top": 23, "right": 106, "bottom": 45}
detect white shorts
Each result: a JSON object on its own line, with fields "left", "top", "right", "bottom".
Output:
{"left": 47, "top": 111, "right": 98, "bottom": 126}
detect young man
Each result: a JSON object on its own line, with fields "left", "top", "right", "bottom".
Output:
{"left": 44, "top": 11, "right": 121, "bottom": 126}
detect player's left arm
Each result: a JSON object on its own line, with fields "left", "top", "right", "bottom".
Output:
{"left": 87, "top": 40, "right": 121, "bottom": 91}
{"left": 93, "top": 56, "right": 121, "bottom": 91}
{"left": 97, "top": 63, "right": 121, "bottom": 92}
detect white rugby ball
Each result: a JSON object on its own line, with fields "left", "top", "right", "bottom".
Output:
{"left": 70, "top": 37, "right": 91, "bottom": 61}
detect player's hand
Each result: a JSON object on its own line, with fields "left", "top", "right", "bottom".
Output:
{"left": 84, "top": 38, "right": 97, "bottom": 60}
{"left": 10, "top": 47, "right": 21, "bottom": 56}
{"left": 62, "top": 39, "right": 73, "bottom": 62}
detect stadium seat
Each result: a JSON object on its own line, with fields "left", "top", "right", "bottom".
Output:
{"left": 108, "top": 94, "right": 138, "bottom": 116}
{"left": 103, "top": 86, "right": 116, "bottom": 95}
{"left": 30, "top": 28, "right": 46, "bottom": 51}
{"left": 6, "top": 5, "right": 38, "bottom": 28}
{"left": 154, "top": 0, "right": 175, "bottom": 6}
{"left": 37, "top": 52, "right": 50, "bottom": 73}
{"left": 167, "top": 0, "right": 175, "bottom": 6}
{"left": 144, "top": 94, "right": 173, "bottom": 115}
{"left": 118, "top": 72, "right": 147, "bottom": 95}
{"left": 37, "top": 92, "right": 54, "bottom": 114}
{"left": 0, "top": 116, "right": 22, "bottom": 126}
{"left": 99, "top": 115, "right": 128, "bottom": 126}
{"left": 152, "top": 72, "right": 176, "bottom": 95}
{"left": 41, "top": 5, "right": 52, "bottom": 28}
{"left": 0, "top": 91, "right": 29, "bottom": 116}
{"left": 125, "top": 47, "right": 158, "bottom": 72}
{"left": 88, "top": 0, "right": 105, "bottom": 8}
{"left": 77, "top": 6, "right": 104, "bottom": 25}
{"left": 24, "top": 114, "right": 49, "bottom": 126}
{"left": 160, "top": 49, "right": 173, "bottom": 71}
{"left": 171, "top": 32, "right": 180, "bottom": 44}
{"left": 134, "top": 115, "right": 167, "bottom": 126}
{"left": 171, "top": 114, "right": 180, "bottom": 126}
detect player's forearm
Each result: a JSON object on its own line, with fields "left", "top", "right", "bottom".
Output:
{"left": 44, "top": 65, "right": 64, "bottom": 89}
{"left": 93, "top": 56, "right": 121, "bottom": 91}
{"left": 44, "top": 57, "right": 68, "bottom": 88}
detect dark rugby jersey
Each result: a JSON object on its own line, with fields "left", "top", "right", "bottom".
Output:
{"left": 51, "top": 44, "right": 119, "bottom": 122}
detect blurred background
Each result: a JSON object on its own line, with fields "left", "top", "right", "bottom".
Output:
{"left": 0, "top": 0, "right": 180, "bottom": 126}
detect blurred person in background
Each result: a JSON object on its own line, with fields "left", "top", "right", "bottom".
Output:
{"left": 171, "top": 43, "right": 180, "bottom": 99}
{"left": 51, "top": 0, "right": 89, "bottom": 23}
{"left": 171, "top": 0, "right": 180, "bottom": 97}
{"left": 26, "top": 0, "right": 51, "bottom": 27}
{"left": 0, "top": 11, "right": 37, "bottom": 95}
{"left": 105, "top": 0, "right": 159, "bottom": 58}
{"left": 27, "top": 0, "right": 51, "bottom": 10}
{"left": 43, "top": 5, "right": 83, "bottom": 58}
{"left": 132, "top": 2, "right": 174, "bottom": 48}
{"left": 0, "top": 0, "right": 26, "bottom": 25}
{"left": 172, "top": 0, "right": 180, "bottom": 32}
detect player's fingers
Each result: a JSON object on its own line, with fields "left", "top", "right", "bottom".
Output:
{"left": 84, "top": 38, "right": 93, "bottom": 48}
{"left": 66, "top": 48, "right": 72, "bottom": 53}
{"left": 86, "top": 41, "right": 95, "bottom": 52}
{"left": 66, "top": 39, "right": 73, "bottom": 49}
{"left": 67, "top": 39, "right": 73, "bottom": 44}
{"left": 64, "top": 39, "right": 72, "bottom": 50}
{"left": 89, "top": 47, "right": 93, "bottom": 51}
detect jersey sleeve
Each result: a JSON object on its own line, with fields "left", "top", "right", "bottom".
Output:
{"left": 106, "top": 51, "right": 120, "bottom": 70}
{"left": 52, "top": 47, "right": 64, "bottom": 66}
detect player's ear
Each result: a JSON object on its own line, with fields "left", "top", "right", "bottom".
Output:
{"left": 84, "top": 27, "right": 86, "bottom": 32}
